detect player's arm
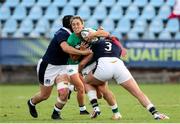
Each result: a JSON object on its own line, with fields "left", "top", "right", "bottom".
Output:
{"left": 110, "top": 36, "right": 127, "bottom": 57}
{"left": 61, "top": 41, "right": 92, "bottom": 55}
{"left": 78, "top": 53, "right": 94, "bottom": 73}
{"left": 88, "top": 28, "right": 110, "bottom": 39}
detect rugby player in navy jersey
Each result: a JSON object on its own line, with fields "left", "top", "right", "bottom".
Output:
{"left": 80, "top": 31, "right": 169, "bottom": 120}
{"left": 27, "top": 15, "right": 91, "bottom": 120}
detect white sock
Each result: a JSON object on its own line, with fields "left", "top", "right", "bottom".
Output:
{"left": 87, "top": 90, "right": 97, "bottom": 101}
{"left": 111, "top": 104, "right": 118, "bottom": 110}
{"left": 146, "top": 103, "right": 154, "bottom": 110}
{"left": 80, "top": 106, "right": 86, "bottom": 111}
{"left": 54, "top": 105, "right": 61, "bottom": 112}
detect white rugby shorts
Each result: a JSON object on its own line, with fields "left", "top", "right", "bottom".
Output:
{"left": 93, "top": 57, "right": 132, "bottom": 84}
{"left": 82, "top": 62, "right": 96, "bottom": 76}
{"left": 37, "top": 59, "right": 68, "bottom": 86}
{"left": 66, "top": 64, "right": 78, "bottom": 76}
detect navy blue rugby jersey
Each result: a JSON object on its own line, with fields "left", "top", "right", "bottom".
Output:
{"left": 42, "top": 27, "right": 71, "bottom": 65}
{"left": 90, "top": 38, "right": 122, "bottom": 61}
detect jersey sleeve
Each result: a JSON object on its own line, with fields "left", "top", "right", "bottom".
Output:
{"left": 56, "top": 31, "right": 70, "bottom": 45}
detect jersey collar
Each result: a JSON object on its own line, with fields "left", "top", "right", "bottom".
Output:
{"left": 62, "top": 27, "right": 72, "bottom": 35}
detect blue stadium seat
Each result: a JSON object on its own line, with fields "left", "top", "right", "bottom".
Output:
{"left": 117, "top": 0, "right": 131, "bottom": 7}
{"left": 133, "top": 0, "right": 148, "bottom": 8}
{"left": 116, "top": 18, "right": 131, "bottom": 33}
{"left": 13, "top": 30, "right": 24, "bottom": 37}
{"left": 175, "top": 32, "right": 180, "bottom": 40}
{"left": 0, "top": 21, "right": 1, "bottom": 30}
{"left": 143, "top": 32, "right": 156, "bottom": 39}
{"left": 4, "top": 0, "right": 19, "bottom": 8}
{"left": 44, "top": 5, "right": 59, "bottom": 20}
{"left": 12, "top": 5, "right": 27, "bottom": 20}
{"left": 2, "top": 18, "right": 17, "bottom": 34}
{"left": 19, "top": 18, "right": 33, "bottom": 34}
{"left": 36, "top": 0, "right": 51, "bottom": 8}
{"left": 149, "top": 0, "right": 164, "bottom": 8}
{"left": 158, "top": 31, "right": 171, "bottom": 39}
{"left": 68, "top": 0, "right": 83, "bottom": 7}
{"left": 101, "top": 0, "right": 116, "bottom": 8}
{"left": 52, "top": 0, "right": 67, "bottom": 8}
{"left": 101, "top": 18, "right": 115, "bottom": 32}
{"left": 21, "top": 0, "right": 35, "bottom": 8}
{"left": 149, "top": 18, "right": 163, "bottom": 33}
{"left": 157, "top": 5, "right": 171, "bottom": 20}
{"left": 51, "top": 20, "right": 62, "bottom": 32}
{"left": 84, "top": 0, "right": 99, "bottom": 7}
{"left": 108, "top": 4, "right": 123, "bottom": 20}
{"left": 92, "top": 4, "right": 107, "bottom": 20}
{"left": 165, "top": 19, "right": 179, "bottom": 33}
{"left": 29, "top": 30, "right": 41, "bottom": 38}
{"left": 85, "top": 17, "right": 99, "bottom": 28}
{"left": 111, "top": 30, "right": 122, "bottom": 40}
{"left": 127, "top": 31, "right": 139, "bottom": 39}
{"left": 28, "top": 5, "right": 43, "bottom": 21}
{"left": 125, "top": 5, "right": 139, "bottom": 20}
{"left": 141, "top": 4, "right": 155, "bottom": 20}
{"left": 48, "top": 20, "right": 63, "bottom": 38}
{"left": 0, "top": 5, "right": 11, "bottom": 21}
{"left": 77, "top": 5, "right": 91, "bottom": 20}
{"left": 34, "top": 18, "right": 50, "bottom": 34}
{"left": 131, "top": 18, "right": 146, "bottom": 33}
{"left": 1, "top": 32, "right": 7, "bottom": 37}
{"left": 165, "top": 0, "right": 175, "bottom": 7}
{"left": 61, "top": 5, "right": 75, "bottom": 17}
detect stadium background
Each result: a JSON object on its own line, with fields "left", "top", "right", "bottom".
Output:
{"left": 0, "top": 0, "right": 180, "bottom": 123}
{"left": 0, "top": 0, "right": 180, "bottom": 83}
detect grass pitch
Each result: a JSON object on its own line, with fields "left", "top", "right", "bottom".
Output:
{"left": 0, "top": 83, "right": 180, "bottom": 123}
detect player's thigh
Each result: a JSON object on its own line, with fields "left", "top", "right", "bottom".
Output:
{"left": 120, "top": 78, "right": 142, "bottom": 97}
{"left": 85, "top": 71, "right": 105, "bottom": 85}
{"left": 55, "top": 74, "right": 70, "bottom": 83}
{"left": 114, "top": 60, "right": 133, "bottom": 84}
{"left": 96, "top": 83, "right": 108, "bottom": 93}
{"left": 93, "top": 60, "right": 113, "bottom": 82}
{"left": 37, "top": 60, "right": 66, "bottom": 86}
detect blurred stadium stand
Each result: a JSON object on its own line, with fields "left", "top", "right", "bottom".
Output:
{"left": 0, "top": 0, "right": 179, "bottom": 40}
{"left": 0, "top": 0, "right": 180, "bottom": 83}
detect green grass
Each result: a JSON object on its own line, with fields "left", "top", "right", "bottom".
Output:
{"left": 0, "top": 83, "right": 180, "bottom": 123}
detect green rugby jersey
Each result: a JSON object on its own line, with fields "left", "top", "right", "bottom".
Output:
{"left": 67, "top": 33, "right": 81, "bottom": 64}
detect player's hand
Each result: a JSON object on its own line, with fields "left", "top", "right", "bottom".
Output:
{"left": 80, "top": 48, "right": 92, "bottom": 55}
{"left": 80, "top": 42, "right": 89, "bottom": 50}
{"left": 121, "top": 48, "right": 127, "bottom": 57}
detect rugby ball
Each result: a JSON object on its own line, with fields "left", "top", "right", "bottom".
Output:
{"left": 80, "top": 28, "right": 98, "bottom": 42}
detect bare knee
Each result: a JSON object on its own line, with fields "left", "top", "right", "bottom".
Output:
{"left": 58, "top": 88, "right": 69, "bottom": 101}
{"left": 76, "top": 84, "right": 85, "bottom": 94}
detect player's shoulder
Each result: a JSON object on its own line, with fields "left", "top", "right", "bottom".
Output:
{"left": 69, "top": 33, "right": 80, "bottom": 39}
{"left": 68, "top": 33, "right": 81, "bottom": 44}
{"left": 55, "top": 28, "right": 69, "bottom": 36}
